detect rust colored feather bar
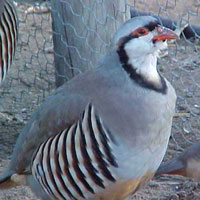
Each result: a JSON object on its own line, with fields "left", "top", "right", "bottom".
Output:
{"left": 0, "top": 0, "right": 18, "bottom": 85}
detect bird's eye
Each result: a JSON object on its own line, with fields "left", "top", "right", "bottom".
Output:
{"left": 132, "top": 27, "right": 148, "bottom": 37}
{"left": 138, "top": 29, "right": 145, "bottom": 34}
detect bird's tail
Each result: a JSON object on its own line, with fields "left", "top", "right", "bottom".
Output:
{"left": 0, "top": 170, "right": 26, "bottom": 189}
{"left": 0, "top": 171, "right": 15, "bottom": 189}
{"left": 156, "top": 159, "right": 187, "bottom": 177}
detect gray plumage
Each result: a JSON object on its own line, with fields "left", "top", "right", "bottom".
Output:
{"left": 0, "top": 16, "right": 177, "bottom": 200}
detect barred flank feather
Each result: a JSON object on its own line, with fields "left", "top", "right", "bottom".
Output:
{"left": 32, "top": 104, "right": 118, "bottom": 200}
{"left": 0, "top": 0, "right": 18, "bottom": 85}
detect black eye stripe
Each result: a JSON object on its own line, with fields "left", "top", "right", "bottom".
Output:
{"left": 144, "top": 21, "right": 161, "bottom": 31}
{"left": 118, "top": 20, "right": 161, "bottom": 48}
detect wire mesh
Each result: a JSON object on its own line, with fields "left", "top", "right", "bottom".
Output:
{"left": 0, "top": 0, "right": 200, "bottom": 199}
{"left": 51, "top": 0, "right": 130, "bottom": 87}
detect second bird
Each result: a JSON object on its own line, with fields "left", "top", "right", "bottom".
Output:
{"left": 0, "top": 0, "right": 18, "bottom": 85}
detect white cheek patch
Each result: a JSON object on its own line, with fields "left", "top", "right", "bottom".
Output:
{"left": 124, "top": 38, "right": 151, "bottom": 58}
{"left": 123, "top": 34, "right": 162, "bottom": 85}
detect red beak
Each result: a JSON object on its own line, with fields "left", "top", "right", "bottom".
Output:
{"left": 152, "top": 26, "right": 178, "bottom": 42}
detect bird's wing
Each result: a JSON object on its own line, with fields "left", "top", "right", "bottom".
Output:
{"left": 0, "top": 65, "right": 121, "bottom": 188}
{"left": 31, "top": 103, "right": 118, "bottom": 200}
{"left": 0, "top": 0, "right": 18, "bottom": 85}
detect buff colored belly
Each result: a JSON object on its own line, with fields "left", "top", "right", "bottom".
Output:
{"left": 88, "top": 170, "right": 154, "bottom": 200}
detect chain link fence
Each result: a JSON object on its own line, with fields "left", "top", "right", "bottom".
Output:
{"left": 0, "top": 0, "right": 200, "bottom": 199}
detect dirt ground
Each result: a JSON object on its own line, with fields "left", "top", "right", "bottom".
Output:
{"left": 0, "top": 1, "right": 200, "bottom": 200}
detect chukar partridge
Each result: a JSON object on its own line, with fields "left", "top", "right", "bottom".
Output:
{"left": 0, "top": 0, "right": 18, "bottom": 85}
{"left": 0, "top": 16, "right": 177, "bottom": 200}
{"left": 156, "top": 142, "right": 200, "bottom": 180}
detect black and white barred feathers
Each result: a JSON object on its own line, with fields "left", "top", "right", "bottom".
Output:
{"left": 0, "top": 0, "right": 18, "bottom": 85}
{"left": 32, "top": 104, "right": 118, "bottom": 200}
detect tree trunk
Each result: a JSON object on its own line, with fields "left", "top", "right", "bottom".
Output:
{"left": 51, "top": 0, "right": 130, "bottom": 87}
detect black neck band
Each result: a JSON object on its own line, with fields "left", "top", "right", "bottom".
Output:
{"left": 117, "top": 39, "right": 167, "bottom": 94}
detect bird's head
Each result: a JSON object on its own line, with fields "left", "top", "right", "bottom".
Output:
{"left": 113, "top": 16, "right": 178, "bottom": 59}
{"left": 112, "top": 16, "right": 178, "bottom": 93}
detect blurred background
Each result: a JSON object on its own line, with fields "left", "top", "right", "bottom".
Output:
{"left": 0, "top": 0, "right": 200, "bottom": 199}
